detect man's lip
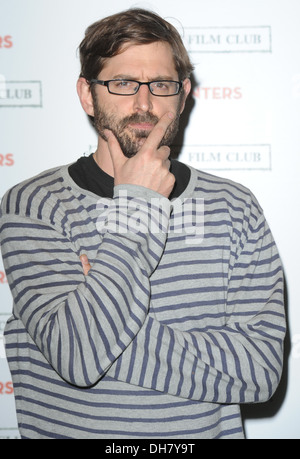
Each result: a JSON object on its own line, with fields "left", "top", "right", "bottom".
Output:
{"left": 128, "top": 122, "right": 155, "bottom": 130}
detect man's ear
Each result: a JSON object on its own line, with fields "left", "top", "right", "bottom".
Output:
{"left": 76, "top": 77, "right": 95, "bottom": 117}
{"left": 180, "top": 78, "right": 192, "bottom": 114}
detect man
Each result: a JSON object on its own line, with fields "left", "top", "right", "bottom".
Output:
{"left": 0, "top": 9, "right": 285, "bottom": 439}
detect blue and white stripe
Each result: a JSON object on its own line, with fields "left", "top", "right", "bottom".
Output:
{"left": 0, "top": 164, "right": 285, "bottom": 438}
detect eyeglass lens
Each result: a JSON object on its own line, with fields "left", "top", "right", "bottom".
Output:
{"left": 108, "top": 80, "right": 180, "bottom": 96}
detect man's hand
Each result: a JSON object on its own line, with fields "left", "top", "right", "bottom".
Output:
{"left": 80, "top": 115, "right": 176, "bottom": 275}
{"left": 105, "top": 112, "right": 176, "bottom": 198}
{"left": 80, "top": 254, "right": 91, "bottom": 276}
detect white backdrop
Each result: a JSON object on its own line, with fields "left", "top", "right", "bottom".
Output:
{"left": 0, "top": 0, "right": 299, "bottom": 439}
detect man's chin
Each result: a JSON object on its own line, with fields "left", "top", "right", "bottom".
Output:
{"left": 136, "top": 137, "right": 147, "bottom": 147}
{"left": 123, "top": 138, "right": 147, "bottom": 158}
{"left": 122, "top": 131, "right": 149, "bottom": 155}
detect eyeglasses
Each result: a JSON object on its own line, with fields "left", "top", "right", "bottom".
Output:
{"left": 89, "top": 79, "right": 183, "bottom": 97}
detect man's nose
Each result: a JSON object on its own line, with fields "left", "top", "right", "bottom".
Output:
{"left": 133, "top": 84, "right": 153, "bottom": 112}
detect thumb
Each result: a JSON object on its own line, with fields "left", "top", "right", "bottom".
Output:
{"left": 80, "top": 254, "right": 92, "bottom": 276}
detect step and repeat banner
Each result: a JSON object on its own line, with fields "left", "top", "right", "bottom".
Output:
{"left": 0, "top": 0, "right": 299, "bottom": 439}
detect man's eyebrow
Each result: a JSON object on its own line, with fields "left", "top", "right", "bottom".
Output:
{"left": 111, "top": 74, "right": 177, "bottom": 81}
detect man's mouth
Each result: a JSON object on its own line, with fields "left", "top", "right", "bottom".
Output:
{"left": 128, "top": 122, "right": 155, "bottom": 131}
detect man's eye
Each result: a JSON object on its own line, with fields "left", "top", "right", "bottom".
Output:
{"left": 152, "top": 82, "right": 171, "bottom": 92}
{"left": 156, "top": 82, "right": 168, "bottom": 88}
{"left": 116, "top": 81, "right": 133, "bottom": 87}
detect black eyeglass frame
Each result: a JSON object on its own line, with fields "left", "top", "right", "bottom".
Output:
{"left": 89, "top": 79, "right": 183, "bottom": 97}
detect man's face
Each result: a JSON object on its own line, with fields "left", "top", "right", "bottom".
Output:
{"left": 90, "top": 42, "right": 190, "bottom": 158}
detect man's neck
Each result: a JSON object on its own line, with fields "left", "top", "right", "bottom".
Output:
{"left": 93, "top": 137, "right": 115, "bottom": 177}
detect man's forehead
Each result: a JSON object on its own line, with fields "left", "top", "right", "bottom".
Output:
{"left": 116, "top": 40, "right": 173, "bottom": 55}
{"left": 101, "top": 41, "right": 177, "bottom": 76}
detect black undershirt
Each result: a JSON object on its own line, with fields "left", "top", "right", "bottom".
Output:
{"left": 68, "top": 154, "right": 190, "bottom": 200}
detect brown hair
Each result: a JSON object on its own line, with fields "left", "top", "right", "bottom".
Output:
{"left": 79, "top": 8, "right": 194, "bottom": 82}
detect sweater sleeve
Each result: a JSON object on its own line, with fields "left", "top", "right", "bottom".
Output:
{"left": 0, "top": 184, "right": 171, "bottom": 387}
{"left": 107, "top": 211, "right": 286, "bottom": 404}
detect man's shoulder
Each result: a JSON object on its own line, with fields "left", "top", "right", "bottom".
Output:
{"left": 0, "top": 164, "right": 71, "bottom": 217}
{"left": 187, "top": 164, "right": 263, "bottom": 216}
{"left": 4, "top": 164, "right": 66, "bottom": 191}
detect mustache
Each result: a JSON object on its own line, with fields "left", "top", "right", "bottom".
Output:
{"left": 120, "top": 112, "right": 159, "bottom": 129}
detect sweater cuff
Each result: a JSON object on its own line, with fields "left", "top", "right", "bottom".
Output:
{"left": 113, "top": 184, "right": 172, "bottom": 203}
{"left": 112, "top": 184, "right": 172, "bottom": 235}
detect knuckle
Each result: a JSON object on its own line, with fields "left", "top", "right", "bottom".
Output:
{"left": 158, "top": 146, "right": 170, "bottom": 157}
{"left": 154, "top": 124, "right": 168, "bottom": 141}
{"left": 155, "top": 122, "right": 166, "bottom": 133}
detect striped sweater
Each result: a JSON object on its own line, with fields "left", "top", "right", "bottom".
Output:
{"left": 0, "top": 163, "right": 285, "bottom": 439}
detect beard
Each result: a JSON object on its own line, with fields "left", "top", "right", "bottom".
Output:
{"left": 92, "top": 97, "right": 181, "bottom": 158}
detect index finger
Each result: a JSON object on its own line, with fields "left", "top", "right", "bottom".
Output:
{"left": 141, "top": 112, "right": 175, "bottom": 150}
